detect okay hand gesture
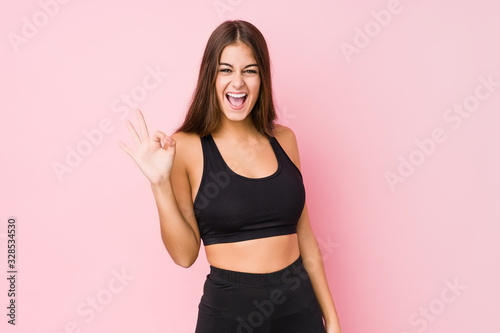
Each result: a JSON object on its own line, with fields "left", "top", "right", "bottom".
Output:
{"left": 117, "top": 109, "right": 176, "bottom": 185}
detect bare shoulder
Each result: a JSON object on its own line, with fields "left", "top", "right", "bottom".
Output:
{"left": 273, "top": 123, "right": 296, "bottom": 139}
{"left": 273, "top": 124, "right": 301, "bottom": 170}
{"left": 170, "top": 131, "right": 203, "bottom": 177}
{"left": 170, "top": 131, "right": 201, "bottom": 156}
{"left": 170, "top": 130, "right": 199, "bottom": 143}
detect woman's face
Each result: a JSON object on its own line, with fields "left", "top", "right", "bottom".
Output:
{"left": 215, "top": 42, "right": 261, "bottom": 123}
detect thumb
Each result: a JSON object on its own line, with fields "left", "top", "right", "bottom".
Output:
{"left": 162, "top": 135, "right": 176, "bottom": 148}
{"left": 152, "top": 130, "right": 169, "bottom": 149}
{"left": 155, "top": 132, "right": 175, "bottom": 150}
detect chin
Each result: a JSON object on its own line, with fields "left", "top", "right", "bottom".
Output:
{"left": 221, "top": 108, "right": 252, "bottom": 121}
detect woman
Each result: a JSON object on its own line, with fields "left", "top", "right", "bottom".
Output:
{"left": 118, "top": 20, "right": 342, "bottom": 332}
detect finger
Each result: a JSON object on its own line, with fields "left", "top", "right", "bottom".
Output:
{"left": 126, "top": 120, "right": 141, "bottom": 147}
{"left": 117, "top": 140, "right": 135, "bottom": 158}
{"left": 135, "top": 108, "right": 150, "bottom": 140}
{"left": 152, "top": 131, "right": 172, "bottom": 150}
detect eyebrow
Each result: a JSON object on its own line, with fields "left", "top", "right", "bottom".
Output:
{"left": 219, "top": 62, "right": 258, "bottom": 69}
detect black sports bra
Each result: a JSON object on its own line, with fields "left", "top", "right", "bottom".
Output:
{"left": 193, "top": 133, "right": 306, "bottom": 246}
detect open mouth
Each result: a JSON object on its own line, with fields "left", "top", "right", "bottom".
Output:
{"left": 226, "top": 92, "right": 247, "bottom": 110}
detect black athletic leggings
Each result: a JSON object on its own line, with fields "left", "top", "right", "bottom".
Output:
{"left": 195, "top": 255, "right": 325, "bottom": 333}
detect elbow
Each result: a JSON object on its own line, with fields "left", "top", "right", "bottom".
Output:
{"left": 170, "top": 247, "right": 198, "bottom": 268}
{"left": 174, "top": 255, "right": 197, "bottom": 268}
{"left": 177, "top": 261, "right": 194, "bottom": 269}
{"left": 161, "top": 235, "right": 200, "bottom": 268}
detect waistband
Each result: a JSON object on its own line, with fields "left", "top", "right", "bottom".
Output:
{"left": 208, "top": 255, "right": 308, "bottom": 287}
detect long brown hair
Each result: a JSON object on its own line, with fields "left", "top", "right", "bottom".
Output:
{"left": 175, "top": 20, "right": 277, "bottom": 137}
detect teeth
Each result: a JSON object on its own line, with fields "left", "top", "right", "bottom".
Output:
{"left": 227, "top": 93, "right": 247, "bottom": 98}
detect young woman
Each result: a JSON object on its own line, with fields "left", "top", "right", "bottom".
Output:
{"left": 118, "top": 20, "right": 342, "bottom": 333}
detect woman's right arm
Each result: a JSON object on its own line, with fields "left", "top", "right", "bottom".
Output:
{"left": 118, "top": 109, "right": 201, "bottom": 268}
{"left": 150, "top": 131, "right": 201, "bottom": 268}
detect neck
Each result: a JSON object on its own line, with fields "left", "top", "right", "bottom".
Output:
{"left": 213, "top": 115, "right": 263, "bottom": 141}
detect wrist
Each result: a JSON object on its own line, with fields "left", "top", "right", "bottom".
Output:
{"left": 324, "top": 316, "right": 341, "bottom": 329}
{"left": 150, "top": 176, "right": 171, "bottom": 190}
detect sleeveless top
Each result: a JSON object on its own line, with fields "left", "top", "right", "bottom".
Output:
{"left": 193, "top": 133, "right": 306, "bottom": 246}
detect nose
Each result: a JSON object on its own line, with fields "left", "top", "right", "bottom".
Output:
{"left": 231, "top": 73, "right": 244, "bottom": 89}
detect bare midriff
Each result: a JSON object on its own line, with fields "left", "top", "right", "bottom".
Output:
{"left": 204, "top": 233, "right": 300, "bottom": 273}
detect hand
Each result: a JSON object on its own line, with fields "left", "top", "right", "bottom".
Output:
{"left": 117, "top": 109, "right": 176, "bottom": 185}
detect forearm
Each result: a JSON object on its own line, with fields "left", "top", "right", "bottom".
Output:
{"left": 150, "top": 180, "right": 199, "bottom": 267}
{"left": 299, "top": 232, "right": 342, "bottom": 330}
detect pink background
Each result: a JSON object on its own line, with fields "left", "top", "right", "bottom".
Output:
{"left": 2, "top": 0, "right": 499, "bottom": 332}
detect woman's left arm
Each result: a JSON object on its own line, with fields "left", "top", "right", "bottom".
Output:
{"left": 278, "top": 125, "right": 342, "bottom": 332}
{"left": 297, "top": 202, "right": 343, "bottom": 332}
